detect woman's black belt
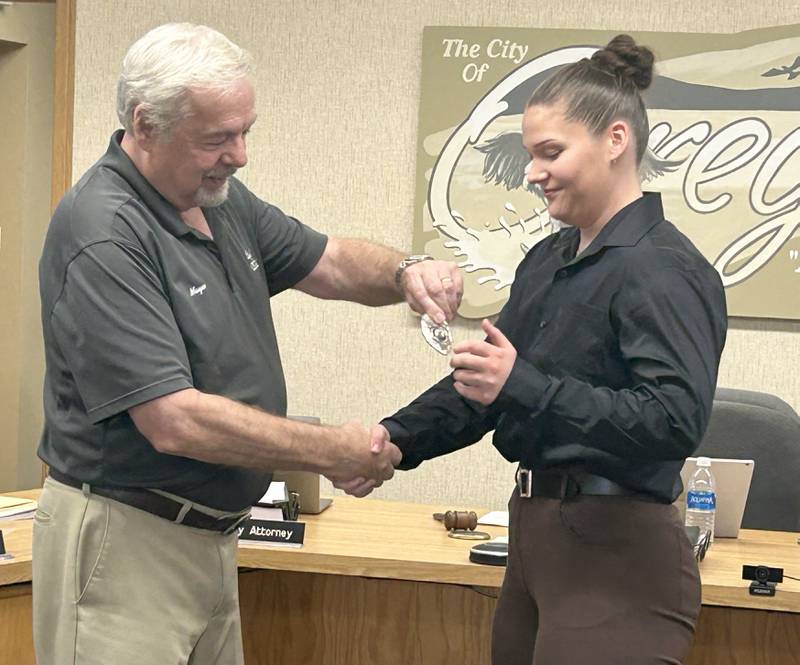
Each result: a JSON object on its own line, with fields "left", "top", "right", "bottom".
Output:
{"left": 515, "top": 467, "right": 662, "bottom": 502}
{"left": 48, "top": 468, "right": 250, "bottom": 534}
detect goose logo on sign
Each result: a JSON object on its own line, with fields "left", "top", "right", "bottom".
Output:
{"left": 415, "top": 27, "right": 800, "bottom": 320}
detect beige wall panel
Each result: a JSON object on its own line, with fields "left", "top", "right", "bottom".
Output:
{"left": 17, "top": 9, "right": 56, "bottom": 491}
{"left": 73, "top": 1, "right": 800, "bottom": 508}
{"left": 0, "top": 42, "right": 26, "bottom": 491}
{"left": 0, "top": 3, "right": 55, "bottom": 492}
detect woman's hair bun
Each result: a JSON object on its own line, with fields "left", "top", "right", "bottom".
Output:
{"left": 590, "top": 34, "right": 654, "bottom": 91}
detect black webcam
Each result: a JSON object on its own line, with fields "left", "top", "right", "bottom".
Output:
{"left": 742, "top": 564, "right": 783, "bottom": 596}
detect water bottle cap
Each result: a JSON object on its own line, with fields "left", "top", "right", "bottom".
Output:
{"left": 696, "top": 456, "right": 711, "bottom": 467}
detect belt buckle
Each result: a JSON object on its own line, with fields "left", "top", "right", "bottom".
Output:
{"left": 222, "top": 511, "right": 251, "bottom": 536}
{"left": 517, "top": 468, "right": 532, "bottom": 498}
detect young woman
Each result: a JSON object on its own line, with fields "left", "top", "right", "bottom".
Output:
{"left": 378, "top": 35, "right": 728, "bottom": 664}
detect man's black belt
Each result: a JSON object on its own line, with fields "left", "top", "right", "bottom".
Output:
{"left": 515, "top": 467, "right": 662, "bottom": 502}
{"left": 48, "top": 468, "right": 250, "bottom": 534}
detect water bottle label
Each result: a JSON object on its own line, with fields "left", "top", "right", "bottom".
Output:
{"left": 687, "top": 491, "right": 716, "bottom": 510}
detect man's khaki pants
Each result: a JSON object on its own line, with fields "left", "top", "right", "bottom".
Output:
{"left": 33, "top": 477, "right": 245, "bottom": 665}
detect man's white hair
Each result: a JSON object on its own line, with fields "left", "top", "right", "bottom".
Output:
{"left": 116, "top": 23, "right": 252, "bottom": 137}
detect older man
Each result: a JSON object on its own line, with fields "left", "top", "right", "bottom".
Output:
{"left": 33, "top": 23, "right": 459, "bottom": 665}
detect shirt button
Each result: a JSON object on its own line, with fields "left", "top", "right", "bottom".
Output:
{"left": 539, "top": 320, "right": 548, "bottom": 329}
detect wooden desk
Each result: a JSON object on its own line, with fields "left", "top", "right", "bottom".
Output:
{"left": 0, "top": 489, "right": 39, "bottom": 665}
{"left": 2, "top": 492, "right": 799, "bottom": 664}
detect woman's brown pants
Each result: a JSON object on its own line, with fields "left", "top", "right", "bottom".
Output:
{"left": 492, "top": 490, "right": 701, "bottom": 665}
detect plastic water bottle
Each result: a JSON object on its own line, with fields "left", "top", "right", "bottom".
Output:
{"left": 685, "top": 457, "right": 717, "bottom": 543}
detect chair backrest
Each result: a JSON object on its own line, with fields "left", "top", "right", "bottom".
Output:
{"left": 695, "top": 388, "right": 800, "bottom": 532}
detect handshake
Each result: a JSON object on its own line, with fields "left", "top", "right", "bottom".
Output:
{"left": 323, "top": 423, "right": 400, "bottom": 498}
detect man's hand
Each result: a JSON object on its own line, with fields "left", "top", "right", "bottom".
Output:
{"left": 401, "top": 260, "right": 463, "bottom": 324}
{"left": 451, "top": 319, "right": 517, "bottom": 406}
{"left": 327, "top": 423, "right": 401, "bottom": 498}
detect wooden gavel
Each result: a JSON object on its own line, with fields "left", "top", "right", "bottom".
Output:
{"left": 433, "top": 510, "right": 478, "bottom": 531}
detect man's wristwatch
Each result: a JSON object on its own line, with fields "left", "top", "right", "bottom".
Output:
{"left": 394, "top": 254, "right": 434, "bottom": 290}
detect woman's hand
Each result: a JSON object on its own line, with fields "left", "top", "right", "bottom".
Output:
{"left": 451, "top": 319, "right": 517, "bottom": 406}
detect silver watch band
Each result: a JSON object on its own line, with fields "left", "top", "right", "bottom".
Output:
{"left": 394, "top": 254, "right": 434, "bottom": 290}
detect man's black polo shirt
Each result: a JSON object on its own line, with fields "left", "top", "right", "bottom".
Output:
{"left": 39, "top": 131, "right": 327, "bottom": 511}
{"left": 382, "top": 193, "right": 728, "bottom": 503}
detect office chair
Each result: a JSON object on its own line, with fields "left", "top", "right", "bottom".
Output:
{"left": 694, "top": 387, "right": 800, "bottom": 532}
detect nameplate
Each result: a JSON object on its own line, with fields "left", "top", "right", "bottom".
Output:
{"left": 237, "top": 518, "right": 305, "bottom": 547}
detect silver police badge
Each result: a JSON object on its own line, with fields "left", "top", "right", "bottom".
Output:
{"left": 420, "top": 314, "right": 452, "bottom": 355}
